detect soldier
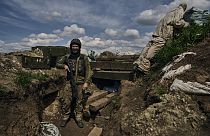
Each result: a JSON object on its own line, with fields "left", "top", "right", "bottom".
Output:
{"left": 133, "top": 3, "right": 189, "bottom": 74}
{"left": 56, "top": 38, "right": 92, "bottom": 128}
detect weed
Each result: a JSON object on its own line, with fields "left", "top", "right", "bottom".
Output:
{"left": 153, "top": 21, "right": 210, "bottom": 71}
{"left": 111, "top": 95, "right": 122, "bottom": 110}
{"left": 15, "top": 71, "right": 49, "bottom": 88}
{"left": 155, "top": 85, "right": 167, "bottom": 96}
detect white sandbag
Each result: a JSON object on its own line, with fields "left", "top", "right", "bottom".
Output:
{"left": 170, "top": 79, "right": 210, "bottom": 95}
{"left": 162, "top": 52, "right": 196, "bottom": 72}
{"left": 174, "top": 52, "right": 196, "bottom": 63}
{"left": 161, "top": 64, "right": 191, "bottom": 83}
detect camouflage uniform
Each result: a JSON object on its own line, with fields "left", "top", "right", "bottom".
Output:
{"left": 134, "top": 3, "right": 189, "bottom": 73}
{"left": 56, "top": 53, "right": 92, "bottom": 123}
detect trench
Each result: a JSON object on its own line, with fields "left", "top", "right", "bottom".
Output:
{"left": 38, "top": 77, "right": 122, "bottom": 136}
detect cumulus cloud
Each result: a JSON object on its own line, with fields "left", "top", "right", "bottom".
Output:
{"left": 53, "top": 29, "right": 62, "bottom": 34}
{"left": 7, "top": 0, "right": 121, "bottom": 28}
{"left": 0, "top": 41, "right": 31, "bottom": 53}
{"left": 0, "top": 40, "right": 5, "bottom": 45}
{"left": 74, "top": 32, "right": 151, "bottom": 54}
{"left": 51, "top": 11, "right": 62, "bottom": 17}
{"left": 61, "top": 24, "right": 85, "bottom": 37}
{"left": 124, "top": 29, "right": 140, "bottom": 39}
{"left": 105, "top": 28, "right": 118, "bottom": 37}
{"left": 135, "top": 9, "right": 165, "bottom": 25}
{"left": 21, "top": 33, "right": 62, "bottom": 45}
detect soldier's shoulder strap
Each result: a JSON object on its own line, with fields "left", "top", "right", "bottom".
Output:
{"left": 80, "top": 54, "right": 88, "bottom": 61}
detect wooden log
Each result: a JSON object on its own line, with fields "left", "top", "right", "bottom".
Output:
{"left": 87, "top": 91, "right": 108, "bottom": 105}
{"left": 89, "top": 98, "right": 111, "bottom": 112}
{"left": 106, "top": 93, "right": 116, "bottom": 99}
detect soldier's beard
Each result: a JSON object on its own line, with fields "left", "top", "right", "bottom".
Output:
{"left": 70, "top": 48, "right": 80, "bottom": 55}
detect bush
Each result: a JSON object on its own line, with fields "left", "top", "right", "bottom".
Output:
{"left": 155, "top": 85, "right": 167, "bottom": 96}
{"left": 15, "top": 71, "right": 49, "bottom": 88}
{"left": 153, "top": 22, "right": 210, "bottom": 70}
{"left": 0, "top": 85, "right": 7, "bottom": 95}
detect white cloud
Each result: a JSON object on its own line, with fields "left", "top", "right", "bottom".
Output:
{"left": 61, "top": 24, "right": 85, "bottom": 37}
{"left": 53, "top": 29, "right": 62, "bottom": 34}
{"left": 124, "top": 29, "right": 140, "bottom": 39}
{"left": 105, "top": 28, "right": 118, "bottom": 37}
{"left": 0, "top": 40, "right": 5, "bottom": 45}
{"left": 135, "top": 9, "right": 165, "bottom": 25}
{"left": 8, "top": 0, "right": 121, "bottom": 28}
{"left": 0, "top": 42, "right": 31, "bottom": 53}
{"left": 75, "top": 32, "right": 151, "bottom": 54}
{"left": 51, "top": 11, "right": 62, "bottom": 17}
{"left": 21, "top": 33, "right": 62, "bottom": 45}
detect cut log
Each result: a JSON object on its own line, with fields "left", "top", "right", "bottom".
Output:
{"left": 106, "top": 93, "right": 116, "bottom": 98}
{"left": 88, "top": 127, "right": 103, "bottom": 136}
{"left": 89, "top": 98, "right": 111, "bottom": 112}
{"left": 87, "top": 91, "right": 108, "bottom": 105}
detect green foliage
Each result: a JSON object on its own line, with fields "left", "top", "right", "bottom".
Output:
{"left": 155, "top": 85, "right": 167, "bottom": 96}
{"left": 15, "top": 71, "right": 49, "bottom": 88}
{"left": 153, "top": 22, "right": 210, "bottom": 70}
{"left": 0, "top": 85, "right": 8, "bottom": 96}
{"left": 0, "top": 84, "right": 6, "bottom": 91}
{"left": 111, "top": 95, "right": 122, "bottom": 110}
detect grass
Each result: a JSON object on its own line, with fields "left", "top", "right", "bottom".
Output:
{"left": 15, "top": 71, "right": 49, "bottom": 88}
{"left": 0, "top": 85, "right": 7, "bottom": 95}
{"left": 155, "top": 85, "right": 167, "bottom": 96}
{"left": 111, "top": 95, "right": 122, "bottom": 110}
{"left": 152, "top": 21, "right": 210, "bottom": 71}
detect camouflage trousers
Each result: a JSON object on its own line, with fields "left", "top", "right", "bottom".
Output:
{"left": 134, "top": 36, "right": 165, "bottom": 72}
{"left": 58, "top": 81, "right": 84, "bottom": 122}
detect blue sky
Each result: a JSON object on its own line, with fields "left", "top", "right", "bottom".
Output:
{"left": 0, "top": 0, "right": 210, "bottom": 54}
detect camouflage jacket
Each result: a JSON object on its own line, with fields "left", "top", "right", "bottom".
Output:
{"left": 56, "top": 53, "right": 93, "bottom": 84}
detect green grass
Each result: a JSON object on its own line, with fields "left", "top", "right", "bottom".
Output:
{"left": 152, "top": 22, "right": 210, "bottom": 71}
{"left": 111, "top": 95, "right": 122, "bottom": 110}
{"left": 15, "top": 71, "right": 49, "bottom": 88}
{"left": 155, "top": 85, "right": 167, "bottom": 96}
{"left": 0, "top": 84, "right": 7, "bottom": 91}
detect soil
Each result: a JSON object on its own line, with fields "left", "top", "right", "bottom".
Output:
{"left": 1, "top": 36, "right": 210, "bottom": 136}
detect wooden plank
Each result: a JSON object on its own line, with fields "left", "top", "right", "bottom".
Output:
{"left": 87, "top": 91, "right": 108, "bottom": 105}
{"left": 88, "top": 127, "right": 103, "bottom": 136}
{"left": 92, "top": 71, "right": 135, "bottom": 81}
{"left": 89, "top": 98, "right": 111, "bottom": 112}
{"left": 90, "top": 61, "right": 133, "bottom": 71}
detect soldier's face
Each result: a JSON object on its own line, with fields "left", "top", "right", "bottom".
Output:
{"left": 71, "top": 44, "right": 80, "bottom": 54}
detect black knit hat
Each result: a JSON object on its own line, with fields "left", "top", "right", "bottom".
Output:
{"left": 70, "top": 38, "right": 81, "bottom": 48}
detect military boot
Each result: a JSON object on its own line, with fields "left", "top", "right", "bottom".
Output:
{"left": 60, "top": 115, "right": 69, "bottom": 127}
{"left": 75, "top": 120, "right": 84, "bottom": 128}
{"left": 60, "top": 119, "right": 68, "bottom": 127}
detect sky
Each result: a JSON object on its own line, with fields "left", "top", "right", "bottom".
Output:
{"left": 0, "top": 0, "right": 210, "bottom": 54}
